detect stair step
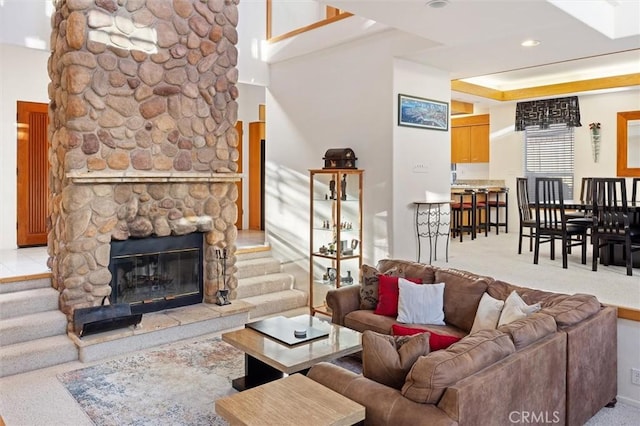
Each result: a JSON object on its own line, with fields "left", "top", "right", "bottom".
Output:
{"left": 0, "top": 335, "right": 78, "bottom": 378}
{"left": 243, "top": 289, "right": 308, "bottom": 319}
{"left": 0, "top": 311, "right": 68, "bottom": 346}
{"left": 0, "top": 288, "right": 59, "bottom": 320}
{"left": 235, "top": 272, "right": 295, "bottom": 299}
{"left": 235, "top": 257, "right": 281, "bottom": 279}
{"left": 235, "top": 247, "right": 272, "bottom": 261}
{"left": 0, "top": 274, "right": 52, "bottom": 294}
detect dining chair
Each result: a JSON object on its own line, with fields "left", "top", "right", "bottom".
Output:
{"left": 516, "top": 177, "right": 535, "bottom": 254}
{"left": 591, "top": 178, "right": 640, "bottom": 276}
{"left": 632, "top": 178, "right": 640, "bottom": 225}
{"left": 533, "top": 177, "right": 589, "bottom": 269}
{"left": 565, "top": 177, "right": 593, "bottom": 222}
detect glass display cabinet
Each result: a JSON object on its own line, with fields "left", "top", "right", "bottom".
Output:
{"left": 309, "top": 169, "right": 363, "bottom": 316}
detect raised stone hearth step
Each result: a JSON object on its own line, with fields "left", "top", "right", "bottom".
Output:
{"left": 235, "top": 257, "right": 282, "bottom": 279}
{"left": 235, "top": 272, "right": 295, "bottom": 299}
{"left": 0, "top": 274, "right": 52, "bottom": 294}
{"left": 0, "top": 287, "right": 59, "bottom": 320}
{"left": 0, "top": 335, "right": 78, "bottom": 378}
{"left": 0, "top": 310, "right": 67, "bottom": 346}
{"left": 243, "top": 289, "right": 308, "bottom": 319}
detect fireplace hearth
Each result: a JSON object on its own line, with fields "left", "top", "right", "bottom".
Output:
{"left": 109, "top": 234, "right": 204, "bottom": 315}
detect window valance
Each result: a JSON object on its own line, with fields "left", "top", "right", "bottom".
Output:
{"left": 515, "top": 96, "right": 581, "bottom": 131}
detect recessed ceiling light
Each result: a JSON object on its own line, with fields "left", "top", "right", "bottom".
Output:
{"left": 521, "top": 39, "right": 541, "bottom": 47}
{"left": 426, "top": 0, "right": 450, "bottom": 8}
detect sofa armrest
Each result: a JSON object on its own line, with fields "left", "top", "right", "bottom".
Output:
{"left": 308, "top": 363, "right": 456, "bottom": 426}
{"left": 326, "top": 285, "right": 361, "bottom": 326}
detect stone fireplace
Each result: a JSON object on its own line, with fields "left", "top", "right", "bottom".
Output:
{"left": 47, "top": 0, "right": 241, "bottom": 332}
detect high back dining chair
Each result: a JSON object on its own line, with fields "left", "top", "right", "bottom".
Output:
{"left": 516, "top": 177, "right": 535, "bottom": 254}
{"left": 591, "top": 178, "right": 640, "bottom": 276}
{"left": 566, "top": 177, "right": 593, "bottom": 223}
{"left": 533, "top": 177, "right": 589, "bottom": 269}
{"left": 632, "top": 178, "right": 640, "bottom": 225}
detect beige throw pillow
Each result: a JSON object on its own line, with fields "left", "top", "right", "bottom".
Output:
{"left": 470, "top": 292, "right": 505, "bottom": 334}
{"left": 362, "top": 330, "right": 430, "bottom": 390}
{"left": 497, "top": 291, "right": 541, "bottom": 326}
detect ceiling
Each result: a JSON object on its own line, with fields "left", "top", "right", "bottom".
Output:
{"left": 323, "top": 0, "right": 640, "bottom": 108}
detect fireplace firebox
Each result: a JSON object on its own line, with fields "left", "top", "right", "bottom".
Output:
{"left": 109, "top": 234, "right": 204, "bottom": 314}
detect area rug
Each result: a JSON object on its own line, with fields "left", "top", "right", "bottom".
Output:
{"left": 58, "top": 337, "right": 244, "bottom": 426}
{"left": 58, "top": 337, "right": 363, "bottom": 426}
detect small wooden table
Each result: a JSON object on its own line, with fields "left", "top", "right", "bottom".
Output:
{"left": 222, "top": 314, "right": 362, "bottom": 391}
{"left": 215, "top": 373, "right": 365, "bottom": 426}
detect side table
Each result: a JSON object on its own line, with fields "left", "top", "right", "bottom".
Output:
{"left": 215, "top": 373, "right": 365, "bottom": 426}
{"left": 413, "top": 200, "right": 451, "bottom": 264}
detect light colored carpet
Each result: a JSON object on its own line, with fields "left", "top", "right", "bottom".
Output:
{"left": 58, "top": 337, "right": 243, "bottom": 426}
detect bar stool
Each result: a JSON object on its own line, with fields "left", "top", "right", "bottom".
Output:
{"left": 451, "top": 190, "right": 476, "bottom": 242}
{"left": 475, "top": 188, "right": 490, "bottom": 237}
{"left": 488, "top": 187, "right": 509, "bottom": 234}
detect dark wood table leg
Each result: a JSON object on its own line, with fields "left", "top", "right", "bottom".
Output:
{"left": 231, "top": 354, "right": 285, "bottom": 391}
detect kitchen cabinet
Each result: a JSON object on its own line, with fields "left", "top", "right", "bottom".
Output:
{"left": 451, "top": 114, "right": 489, "bottom": 163}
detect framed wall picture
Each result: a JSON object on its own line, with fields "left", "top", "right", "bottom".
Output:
{"left": 398, "top": 94, "right": 449, "bottom": 131}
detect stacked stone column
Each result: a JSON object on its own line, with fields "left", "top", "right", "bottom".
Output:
{"left": 47, "top": 0, "right": 241, "bottom": 330}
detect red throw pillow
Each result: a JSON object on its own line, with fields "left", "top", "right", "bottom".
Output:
{"left": 391, "top": 324, "right": 462, "bottom": 351}
{"left": 374, "top": 276, "right": 422, "bottom": 317}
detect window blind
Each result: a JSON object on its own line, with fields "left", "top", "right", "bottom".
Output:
{"left": 524, "top": 124, "right": 575, "bottom": 202}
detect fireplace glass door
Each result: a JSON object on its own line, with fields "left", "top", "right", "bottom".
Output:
{"left": 109, "top": 234, "right": 204, "bottom": 314}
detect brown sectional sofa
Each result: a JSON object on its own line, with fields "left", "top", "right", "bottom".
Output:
{"left": 307, "top": 259, "right": 617, "bottom": 426}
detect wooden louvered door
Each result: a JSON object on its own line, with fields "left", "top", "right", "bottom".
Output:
{"left": 17, "top": 101, "right": 49, "bottom": 247}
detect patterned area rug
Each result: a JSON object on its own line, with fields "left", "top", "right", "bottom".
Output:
{"left": 58, "top": 337, "right": 363, "bottom": 426}
{"left": 58, "top": 337, "right": 243, "bottom": 426}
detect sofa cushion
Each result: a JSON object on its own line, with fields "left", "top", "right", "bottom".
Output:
{"left": 539, "top": 294, "right": 601, "bottom": 327}
{"left": 397, "top": 279, "right": 445, "bottom": 325}
{"left": 374, "top": 275, "right": 422, "bottom": 317}
{"left": 497, "top": 312, "right": 557, "bottom": 350}
{"left": 435, "top": 269, "right": 490, "bottom": 332}
{"left": 345, "top": 310, "right": 397, "bottom": 334}
{"left": 402, "top": 329, "right": 515, "bottom": 404}
{"left": 376, "top": 259, "right": 437, "bottom": 284}
{"left": 470, "top": 292, "right": 505, "bottom": 334}
{"left": 359, "top": 264, "right": 383, "bottom": 310}
{"left": 392, "top": 324, "right": 462, "bottom": 350}
{"left": 498, "top": 291, "right": 541, "bottom": 326}
{"left": 362, "top": 330, "right": 431, "bottom": 390}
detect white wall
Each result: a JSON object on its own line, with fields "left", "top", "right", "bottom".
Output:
{"left": 392, "top": 59, "right": 451, "bottom": 261}
{"left": 237, "top": 0, "right": 269, "bottom": 86}
{"left": 0, "top": 44, "right": 50, "bottom": 250}
{"left": 618, "top": 319, "right": 640, "bottom": 407}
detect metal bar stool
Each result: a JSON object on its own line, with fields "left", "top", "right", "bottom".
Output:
{"left": 488, "top": 187, "right": 509, "bottom": 234}
{"left": 475, "top": 188, "right": 490, "bottom": 237}
{"left": 451, "top": 190, "right": 476, "bottom": 242}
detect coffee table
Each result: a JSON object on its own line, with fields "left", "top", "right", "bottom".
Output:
{"left": 215, "top": 373, "right": 365, "bottom": 426}
{"left": 222, "top": 314, "right": 362, "bottom": 391}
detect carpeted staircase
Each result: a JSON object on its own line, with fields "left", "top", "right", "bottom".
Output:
{"left": 0, "top": 275, "right": 78, "bottom": 378}
{"left": 234, "top": 248, "right": 308, "bottom": 319}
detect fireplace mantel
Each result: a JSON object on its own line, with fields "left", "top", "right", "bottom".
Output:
{"left": 66, "top": 172, "right": 243, "bottom": 184}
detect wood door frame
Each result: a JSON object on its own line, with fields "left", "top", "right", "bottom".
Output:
{"left": 235, "top": 121, "right": 243, "bottom": 230}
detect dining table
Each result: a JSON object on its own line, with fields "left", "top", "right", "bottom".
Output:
{"left": 529, "top": 200, "right": 640, "bottom": 268}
